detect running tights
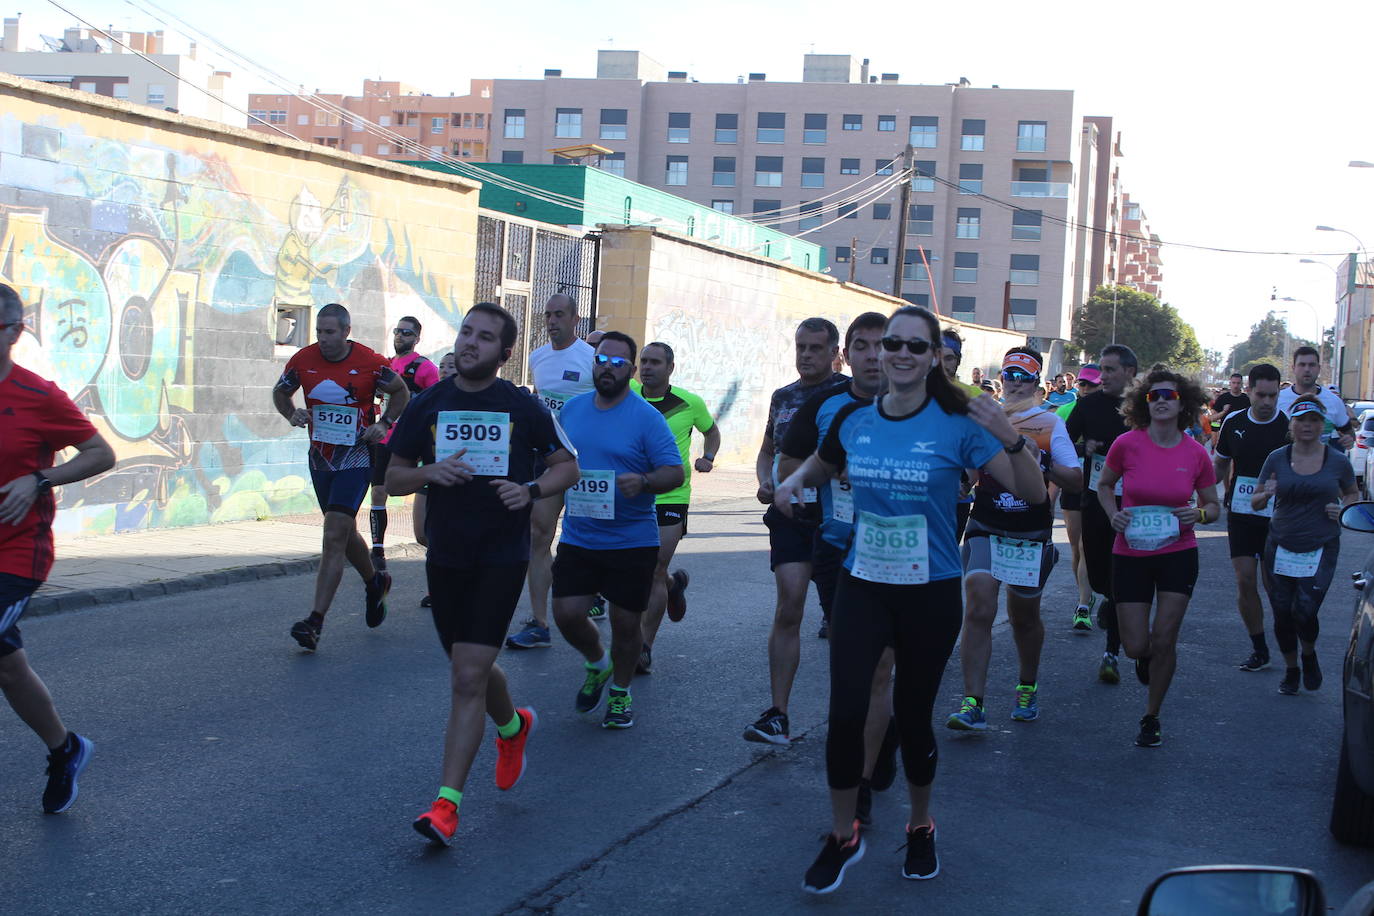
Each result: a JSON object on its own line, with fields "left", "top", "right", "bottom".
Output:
{"left": 1081, "top": 495, "right": 1121, "bottom": 656}
{"left": 826, "top": 572, "right": 962, "bottom": 790}
{"left": 1261, "top": 538, "right": 1339, "bottom": 654}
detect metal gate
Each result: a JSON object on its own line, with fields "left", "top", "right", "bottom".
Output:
{"left": 474, "top": 210, "right": 600, "bottom": 386}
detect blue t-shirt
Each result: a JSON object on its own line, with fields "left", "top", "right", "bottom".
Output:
{"left": 1045, "top": 390, "right": 1076, "bottom": 407}
{"left": 557, "top": 390, "right": 682, "bottom": 550}
{"left": 819, "top": 396, "right": 1003, "bottom": 582}
{"left": 780, "top": 382, "right": 872, "bottom": 550}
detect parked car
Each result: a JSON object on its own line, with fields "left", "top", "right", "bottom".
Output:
{"left": 1356, "top": 410, "right": 1374, "bottom": 495}
{"left": 1332, "top": 503, "right": 1374, "bottom": 847}
{"left": 1137, "top": 865, "right": 1374, "bottom": 915}
{"left": 1350, "top": 400, "right": 1374, "bottom": 418}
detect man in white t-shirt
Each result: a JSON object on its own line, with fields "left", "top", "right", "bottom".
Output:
{"left": 508, "top": 294, "right": 597, "bottom": 649}
{"left": 1276, "top": 346, "right": 1354, "bottom": 449}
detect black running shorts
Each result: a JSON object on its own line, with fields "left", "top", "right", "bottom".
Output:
{"left": 551, "top": 543, "right": 659, "bottom": 613}
{"left": 1226, "top": 513, "right": 1270, "bottom": 560}
{"left": 764, "top": 504, "right": 819, "bottom": 570}
{"left": 0, "top": 572, "right": 41, "bottom": 658}
{"left": 426, "top": 560, "right": 528, "bottom": 651}
{"left": 1112, "top": 548, "right": 1199, "bottom": 604}
{"left": 656, "top": 503, "right": 689, "bottom": 531}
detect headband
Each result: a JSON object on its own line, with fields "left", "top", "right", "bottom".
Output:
{"left": 1290, "top": 400, "right": 1326, "bottom": 420}
{"left": 1002, "top": 352, "right": 1042, "bottom": 376}
{"left": 941, "top": 334, "right": 962, "bottom": 358}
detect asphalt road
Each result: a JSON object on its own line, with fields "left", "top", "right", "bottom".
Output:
{"left": 3, "top": 495, "right": 1372, "bottom": 914}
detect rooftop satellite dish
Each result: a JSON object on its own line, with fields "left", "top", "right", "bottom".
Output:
{"left": 41, "top": 34, "right": 65, "bottom": 52}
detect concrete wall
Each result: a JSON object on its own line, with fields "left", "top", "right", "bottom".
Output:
{"left": 0, "top": 74, "right": 480, "bottom": 535}
{"left": 594, "top": 225, "right": 1025, "bottom": 464}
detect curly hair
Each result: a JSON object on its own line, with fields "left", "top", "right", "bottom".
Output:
{"left": 1120, "top": 368, "right": 1209, "bottom": 431}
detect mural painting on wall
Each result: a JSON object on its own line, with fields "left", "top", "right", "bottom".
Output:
{"left": 0, "top": 114, "right": 467, "bottom": 535}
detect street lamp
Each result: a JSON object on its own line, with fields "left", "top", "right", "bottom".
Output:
{"left": 1316, "top": 224, "right": 1367, "bottom": 254}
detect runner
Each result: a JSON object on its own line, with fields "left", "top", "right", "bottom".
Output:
{"left": 1212, "top": 363, "right": 1288, "bottom": 672}
{"left": 0, "top": 282, "right": 116, "bottom": 814}
{"left": 1277, "top": 346, "right": 1355, "bottom": 448}
{"left": 367, "top": 316, "right": 439, "bottom": 572}
{"left": 629, "top": 342, "right": 720, "bottom": 675}
{"left": 1046, "top": 373, "right": 1076, "bottom": 408}
{"left": 414, "top": 352, "right": 458, "bottom": 609}
{"left": 777, "top": 305, "right": 1046, "bottom": 891}
{"left": 272, "top": 303, "right": 409, "bottom": 650}
{"left": 508, "top": 294, "right": 597, "bottom": 649}
{"left": 743, "top": 318, "right": 844, "bottom": 745}
{"left": 1060, "top": 365, "right": 1101, "bottom": 630}
{"left": 1252, "top": 395, "right": 1359, "bottom": 696}
{"left": 939, "top": 329, "right": 982, "bottom": 543}
{"left": 1096, "top": 369, "right": 1219, "bottom": 747}
{"left": 387, "top": 302, "right": 579, "bottom": 847}
{"left": 1066, "top": 345, "right": 1139, "bottom": 683}
{"left": 550, "top": 332, "right": 682, "bottom": 729}
{"left": 1208, "top": 373, "right": 1250, "bottom": 440}
{"left": 947, "top": 347, "right": 1081, "bottom": 730}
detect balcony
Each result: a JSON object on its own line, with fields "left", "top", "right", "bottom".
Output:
{"left": 1011, "top": 181, "right": 1070, "bottom": 198}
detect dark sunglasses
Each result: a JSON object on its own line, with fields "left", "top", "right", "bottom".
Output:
{"left": 392, "top": 328, "right": 418, "bottom": 337}
{"left": 595, "top": 354, "right": 631, "bottom": 368}
{"left": 1146, "top": 388, "right": 1181, "bottom": 402}
{"left": 880, "top": 336, "right": 932, "bottom": 355}
{"left": 0, "top": 322, "right": 18, "bottom": 331}
{"left": 1000, "top": 368, "right": 1039, "bottom": 383}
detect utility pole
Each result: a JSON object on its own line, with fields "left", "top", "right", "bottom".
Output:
{"left": 848, "top": 236, "right": 857, "bottom": 284}
{"left": 891, "top": 144, "right": 913, "bottom": 299}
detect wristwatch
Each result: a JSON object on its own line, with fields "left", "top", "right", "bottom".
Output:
{"left": 32, "top": 471, "right": 53, "bottom": 492}
{"left": 702, "top": 453, "right": 716, "bottom": 462}
{"left": 527, "top": 481, "right": 543, "bottom": 501}
{"left": 1004, "top": 435, "right": 1029, "bottom": 455}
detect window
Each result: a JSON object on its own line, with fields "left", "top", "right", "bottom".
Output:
{"left": 147, "top": 84, "right": 166, "bottom": 106}
{"left": 799, "top": 201, "right": 823, "bottom": 231}
{"left": 951, "top": 296, "right": 976, "bottom": 323}
{"left": 872, "top": 203, "right": 892, "bottom": 220}
{"left": 1012, "top": 209, "right": 1043, "bottom": 240}
{"left": 112, "top": 83, "right": 128, "bottom": 100}
{"left": 1017, "top": 120, "right": 1047, "bottom": 152}
{"left": 836, "top": 246, "right": 852, "bottom": 263}
{"left": 877, "top": 114, "right": 896, "bottom": 132}
{"left": 430, "top": 116, "right": 445, "bottom": 134}
{"left": 901, "top": 293, "right": 930, "bottom": 307}
{"left": 668, "top": 112, "right": 691, "bottom": 143}
{"left": 909, "top": 115, "right": 938, "bottom": 148}
{"left": 840, "top": 158, "right": 861, "bottom": 175}
{"left": 297, "top": 114, "right": 309, "bottom": 126}
{"left": 1009, "top": 297, "right": 1038, "bottom": 331}
{"left": 475, "top": 114, "right": 485, "bottom": 129}
{"left": 1125, "top": 202, "right": 1142, "bottom": 220}
{"left": 1017, "top": 166, "right": 1048, "bottom": 182}
{"left": 554, "top": 108, "right": 582, "bottom": 138}
{"left": 803, "top": 113, "right": 827, "bottom": 144}
{"left": 961, "top": 119, "right": 985, "bottom": 151}
{"left": 801, "top": 158, "right": 825, "bottom": 188}
{"left": 377, "top": 144, "right": 391, "bottom": 155}
{"left": 77, "top": 81, "right": 96, "bottom": 93}
{"left": 876, "top": 158, "right": 896, "bottom": 176}
{"left": 954, "top": 251, "right": 979, "bottom": 283}
{"left": 1010, "top": 254, "right": 1040, "bottom": 285}
{"left": 843, "top": 114, "right": 863, "bottom": 131}
{"left": 715, "top": 113, "right": 738, "bottom": 143}
{"left": 839, "top": 203, "right": 858, "bottom": 219}
{"left": 275, "top": 304, "right": 310, "bottom": 347}
{"left": 665, "top": 155, "right": 688, "bottom": 185}
{"left": 712, "top": 199, "right": 735, "bottom": 214}
{"left": 958, "top": 163, "right": 983, "bottom": 194}
{"left": 350, "top": 117, "right": 366, "bottom": 132}
{"left": 378, "top": 114, "right": 391, "bottom": 127}
{"left": 600, "top": 108, "right": 627, "bottom": 140}
{"left": 600, "top": 152, "right": 626, "bottom": 178}
{"left": 268, "top": 110, "right": 287, "bottom": 124}
{"left": 350, "top": 143, "right": 364, "bottom": 154}
{"left": 427, "top": 144, "right": 443, "bottom": 155}
{"left": 757, "top": 112, "right": 785, "bottom": 143}
{"left": 903, "top": 249, "right": 932, "bottom": 281}
{"left": 956, "top": 208, "right": 981, "bottom": 239}
{"left": 754, "top": 156, "right": 783, "bottom": 187}
{"left": 712, "top": 156, "right": 736, "bottom": 187}
{"left": 249, "top": 108, "right": 267, "bottom": 122}
{"left": 753, "top": 199, "right": 781, "bottom": 217}
{"left": 503, "top": 108, "right": 525, "bottom": 138}
{"left": 908, "top": 204, "right": 934, "bottom": 236}
{"left": 871, "top": 247, "right": 890, "bottom": 265}
{"left": 460, "top": 113, "right": 472, "bottom": 128}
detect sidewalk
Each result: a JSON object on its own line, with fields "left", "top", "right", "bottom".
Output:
{"left": 31, "top": 465, "right": 760, "bottom": 617}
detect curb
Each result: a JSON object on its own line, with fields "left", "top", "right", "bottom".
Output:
{"left": 27, "top": 542, "right": 429, "bottom": 619}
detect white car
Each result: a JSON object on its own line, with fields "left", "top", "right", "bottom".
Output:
{"left": 1360, "top": 410, "right": 1374, "bottom": 497}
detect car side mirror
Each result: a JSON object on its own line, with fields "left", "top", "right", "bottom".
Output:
{"left": 1341, "top": 502, "right": 1374, "bottom": 534}
{"left": 1139, "top": 866, "right": 1325, "bottom": 916}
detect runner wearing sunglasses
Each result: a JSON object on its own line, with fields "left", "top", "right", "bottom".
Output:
{"left": 1095, "top": 369, "right": 1219, "bottom": 747}
{"left": 1058, "top": 365, "right": 1101, "bottom": 631}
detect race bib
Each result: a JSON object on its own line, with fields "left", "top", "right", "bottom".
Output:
{"left": 538, "top": 390, "right": 573, "bottom": 417}
{"left": 991, "top": 536, "right": 1043, "bottom": 588}
{"left": 852, "top": 512, "right": 929, "bottom": 585}
{"left": 831, "top": 478, "right": 854, "bottom": 524}
{"left": 793, "top": 487, "right": 818, "bottom": 506}
{"left": 1230, "top": 476, "right": 1273, "bottom": 518}
{"left": 1124, "top": 506, "right": 1180, "bottom": 552}
{"left": 566, "top": 469, "right": 616, "bottom": 519}
{"left": 1274, "top": 545, "right": 1322, "bottom": 578}
{"left": 310, "top": 404, "right": 359, "bottom": 446}
{"left": 1086, "top": 453, "right": 1123, "bottom": 497}
{"left": 435, "top": 411, "right": 510, "bottom": 476}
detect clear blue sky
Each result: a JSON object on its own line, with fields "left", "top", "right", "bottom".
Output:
{"left": 16, "top": 0, "right": 1374, "bottom": 358}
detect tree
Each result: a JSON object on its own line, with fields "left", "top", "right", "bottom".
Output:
{"left": 1227, "top": 311, "right": 1315, "bottom": 375}
{"left": 1073, "top": 285, "right": 1205, "bottom": 372}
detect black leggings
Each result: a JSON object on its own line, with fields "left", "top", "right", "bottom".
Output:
{"left": 1261, "top": 537, "right": 1340, "bottom": 654}
{"left": 826, "top": 572, "right": 963, "bottom": 790}
{"left": 1081, "top": 495, "right": 1121, "bottom": 656}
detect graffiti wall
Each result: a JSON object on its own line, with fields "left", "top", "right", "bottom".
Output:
{"left": 595, "top": 226, "right": 1026, "bottom": 465}
{"left": 0, "top": 75, "right": 479, "bottom": 535}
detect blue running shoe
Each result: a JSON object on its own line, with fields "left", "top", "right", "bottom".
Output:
{"left": 506, "top": 619, "right": 551, "bottom": 650}
{"left": 43, "top": 733, "right": 94, "bottom": 814}
{"left": 946, "top": 697, "right": 988, "bottom": 731}
{"left": 1011, "top": 684, "right": 1039, "bottom": 722}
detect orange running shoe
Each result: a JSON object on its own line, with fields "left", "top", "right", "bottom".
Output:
{"left": 413, "top": 798, "right": 458, "bottom": 846}
{"left": 495, "top": 707, "right": 537, "bottom": 791}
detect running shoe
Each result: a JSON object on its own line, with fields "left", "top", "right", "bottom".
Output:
{"left": 855, "top": 780, "right": 873, "bottom": 826}
{"left": 575, "top": 663, "right": 614, "bottom": 715}
{"left": 602, "top": 691, "right": 635, "bottom": 729}
{"left": 365, "top": 570, "right": 391, "bottom": 629}
{"left": 370, "top": 546, "right": 387, "bottom": 573}
{"left": 587, "top": 596, "right": 607, "bottom": 622}
{"left": 1011, "top": 684, "right": 1039, "bottom": 722}
{"left": 901, "top": 818, "right": 939, "bottom": 880}
{"left": 1278, "top": 668, "right": 1301, "bottom": 696}
{"left": 946, "top": 697, "right": 988, "bottom": 731}
{"left": 420, "top": 594, "right": 432, "bottom": 608}
{"left": 1098, "top": 652, "right": 1120, "bottom": 685}
{"left": 666, "top": 569, "right": 691, "bottom": 622}
{"left": 495, "top": 707, "right": 537, "bottom": 791}
{"left": 290, "top": 617, "right": 322, "bottom": 652}
{"left": 743, "top": 707, "right": 791, "bottom": 746}
{"left": 1238, "top": 650, "right": 1271, "bottom": 672}
{"left": 42, "top": 733, "right": 94, "bottom": 814}
{"left": 1302, "top": 653, "right": 1322, "bottom": 691}
{"left": 802, "top": 820, "right": 865, "bottom": 894}
{"left": 413, "top": 798, "right": 458, "bottom": 847}
{"left": 1134, "top": 714, "right": 1162, "bottom": 748}
{"left": 635, "top": 644, "right": 653, "bottom": 676}
{"left": 870, "top": 718, "right": 900, "bottom": 792}
{"left": 818, "top": 617, "right": 830, "bottom": 640}
{"left": 505, "top": 620, "right": 551, "bottom": 650}
{"left": 1135, "top": 655, "right": 1151, "bottom": 686}
{"left": 1071, "top": 606, "right": 1093, "bottom": 631}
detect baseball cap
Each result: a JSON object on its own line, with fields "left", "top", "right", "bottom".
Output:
{"left": 1077, "top": 365, "right": 1102, "bottom": 385}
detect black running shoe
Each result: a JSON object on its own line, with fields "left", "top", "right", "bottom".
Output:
{"left": 901, "top": 819, "right": 939, "bottom": 880}
{"left": 855, "top": 780, "right": 873, "bottom": 827}
{"left": 290, "top": 618, "right": 321, "bottom": 651}
{"left": 370, "top": 546, "right": 387, "bottom": 573}
{"left": 870, "top": 717, "right": 900, "bottom": 792}
{"left": 1135, "top": 656, "right": 1151, "bottom": 686}
{"left": 365, "top": 571, "right": 391, "bottom": 628}
{"left": 818, "top": 617, "right": 830, "bottom": 640}
{"left": 1302, "top": 653, "right": 1322, "bottom": 691}
{"left": 1278, "top": 667, "right": 1301, "bottom": 696}
{"left": 635, "top": 644, "right": 653, "bottom": 676}
{"left": 743, "top": 707, "right": 791, "bottom": 746}
{"left": 1134, "top": 714, "right": 1162, "bottom": 748}
{"left": 1238, "top": 650, "right": 1271, "bottom": 672}
{"left": 420, "top": 594, "right": 432, "bottom": 608}
{"left": 43, "top": 733, "right": 94, "bottom": 814}
{"left": 802, "top": 821, "right": 865, "bottom": 894}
